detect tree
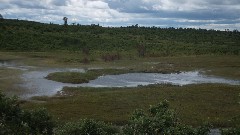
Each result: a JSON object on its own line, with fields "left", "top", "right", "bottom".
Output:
{"left": 0, "top": 14, "right": 3, "bottom": 20}
{"left": 63, "top": 17, "right": 68, "bottom": 26}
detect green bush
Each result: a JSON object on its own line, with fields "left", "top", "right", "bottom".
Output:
{"left": 0, "top": 92, "right": 54, "bottom": 135}
{"left": 22, "top": 108, "right": 54, "bottom": 135}
{"left": 123, "top": 100, "right": 210, "bottom": 135}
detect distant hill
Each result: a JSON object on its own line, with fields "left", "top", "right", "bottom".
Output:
{"left": 0, "top": 19, "right": 239, "bottom": 56}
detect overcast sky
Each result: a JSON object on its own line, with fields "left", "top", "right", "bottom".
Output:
{"left": 1, "top": 0, "right": 240, "bottom": 30}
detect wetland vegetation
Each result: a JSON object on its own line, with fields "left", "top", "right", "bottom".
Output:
{"left": 46, "top": 69, "right": 131, "bottom": 84}
{"left": 0, "top": 19, "right": 240, "bottom": 134}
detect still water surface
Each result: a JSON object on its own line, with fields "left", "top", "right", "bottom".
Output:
{"left": 1, "top": 60, "right": 240, "bottom": 99}
{"left": 20, "top": 69, "right": 240, "bottom": 98}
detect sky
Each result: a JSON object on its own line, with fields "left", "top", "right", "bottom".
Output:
{"left": 0, "top": 0, "right": 240, "bottom": 30}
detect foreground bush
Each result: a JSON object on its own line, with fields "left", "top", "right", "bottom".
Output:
{"left": 221, "top": 127, "right": 240, "bottom": 135}
{"left": 123, "top": 100, "right": 210, "bottom": 135}
{"left": 54, "top": 119, "right": 118, "bottom": 135}
{"left": 0, "top": 92, "right": 54, "bottom": 135}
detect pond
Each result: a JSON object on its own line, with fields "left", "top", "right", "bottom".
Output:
{"left": 1, "top": 60, "right": 240, "bottom": 99}
{"left": 20, "top": 69, "right": 240, "bottom": 99}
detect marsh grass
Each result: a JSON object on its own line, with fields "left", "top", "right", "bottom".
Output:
{"left": 45, "top": 67, "right": 181, "bottom": 84}
{"left": 22, "top": 84, "right": 240, "bottom": 128}
{"left": 45, "top": 69, "right": 131, "bottom": 84}
{"left": 27, "top": 53, "right": 240, "bottom": 79}
{"left": 1, "top": 52, "right": 240, "bottom": 128}
{"left": 0, "top": 68, "right": 24, "bottom": 95}
{"left": 1, "top": 52, "right": 239, "bottom": 79}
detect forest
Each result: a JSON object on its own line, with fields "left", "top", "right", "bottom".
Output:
{"left": 0, "top": 19, "right": 240, "bottom": 56}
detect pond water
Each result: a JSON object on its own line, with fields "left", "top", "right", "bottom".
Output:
{"left": 20, "top": 69, "right": 240, "bottom": 99}
{"left": 0, "top": 60, "right": 34, "bottom": 71}
{"left": 1, "top": 60, "right": 240, "bottom": 99}
{"left": 20, "top": 68, "right": 85, "bottom": 98}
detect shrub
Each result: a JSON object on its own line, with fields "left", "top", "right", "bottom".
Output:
{"left": 101, "top": 53, "right": 121, "bottom": 62}
{"left": 23, "top": 108, "right": 54, "bottom": 135}
{"left": 0, "top": 92, "right": 54, "bottom": 135}
{"left": 123, "top": 100, "right": 210, "bottom": 135}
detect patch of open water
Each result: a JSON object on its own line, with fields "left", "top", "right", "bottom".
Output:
{"left": 19, "top": 69, "right": 240, "bottom": 99}
{"left": 1, "top": 60, "right": 240, "bottom": 99}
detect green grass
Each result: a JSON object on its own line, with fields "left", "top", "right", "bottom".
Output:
{"left": 45, "top": 67, "right": 181, "bottom": 84}
{"left": 0, "top": 68, "right": 24, "bottom": 96}
{"left": 22, "top": 84, "right": 240, "bottom": 128}
{"left": 45, "top": 69, "right": 131, "bottom": 84}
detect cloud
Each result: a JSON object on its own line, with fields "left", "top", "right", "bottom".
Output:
{"left": 51, "top": 0, "right": 67, "bottom": 6}
{"left": 0, "top": 0, "right": 240, "bottom": 30}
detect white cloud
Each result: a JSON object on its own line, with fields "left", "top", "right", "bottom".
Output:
{"left": 142, "top": 0, "right": 207, "bottom": 12}
{"left": 0, "top": 0, "right": 131, "bottom": 24}
{"left": 176, "top": 19, "right": 221, "bottom": 23}
{"left": 187, "top": 23, "right": 240, "bottom": 31}
{"left": 0, "top": 0, "right": 240, "bottom": 30}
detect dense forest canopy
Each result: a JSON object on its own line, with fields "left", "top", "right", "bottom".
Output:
{"left": 0, "top": 19, "right": 239, "bottom": 56}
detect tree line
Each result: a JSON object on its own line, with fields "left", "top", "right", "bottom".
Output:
{"left": 0, "top": 19, "right": 239, "bottom": 56}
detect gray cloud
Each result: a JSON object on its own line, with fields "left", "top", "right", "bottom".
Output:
{"left": 10, "top": 0, "right": 46, "bottom": 9}
{"left": 51, "top": 0, "right": 67, "bottom": 6}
